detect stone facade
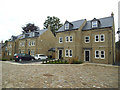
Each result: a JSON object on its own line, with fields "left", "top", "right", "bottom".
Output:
{"left": 55, "top": 15, "right": 115, "bottom": 64}
{"left": 2, "top": 26, "right": 55, "bottom": 60}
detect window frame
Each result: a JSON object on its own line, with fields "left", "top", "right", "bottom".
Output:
{"left": 65, "top": 23, "right": 69, "bottom": 30}
{"left": 100, "top": 50, "right": 105, "bottom": 59}
{"left": 59, "top": 37, "right": 63, "bottom": 43}
{"left": 100, "top": 34, "right": 105, "bottom": 42}
{"left": 92, "top": 21, "right": 98, "bottom": 28}
{"left": 65, "top": 36, "right": 69, "bottom": 42}
{"left": 69, "top": 36, "right": 73, "bottom": 42}
{"left": 69, "top": 49, "right": 72, "bottom": 57}
{"left": 95, "top": 35, "right": 99, "bottom": 42}
{"left": 95, "top": 50, "right": 99, "bottom": 59}
{"left": 65, "top": 49, "right": 69, "bottom": 57}
{"left": 84, "top": 36, "right": 90, "bottom": 43}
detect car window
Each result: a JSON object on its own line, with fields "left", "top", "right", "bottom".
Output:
{"left": 35, "top": 55, "right": 38, "bottom": 57}
{"left": 39, "top": 55, "right": 45, "bottom": 57}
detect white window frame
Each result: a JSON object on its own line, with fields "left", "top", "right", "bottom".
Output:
{"left": 29, "top": 42, "right": 31, "bottom": 46}
{"left": 65, "top": 36, "right": 69, "bottom": 42}
{"left": 65, "top": 49, "right": 69, "bottom": 57}
{"left": 84, "top": 36, "right": 90, "bottom": 43}
{"left": 65, "top": 23, "right": 69, "bottom": 30}
{"left": 100, "top": 34, "right": 105, "bottom": 42}
{"left": 92, "top": 21, "right": 98, "bottom": 28}
{"left": 69, "top": 49, "right": 72, "bottom": 57}
{"left": 100, "top": 50, "right": 105, "bottom": 59}
{"left": 95, "top": 35, "right": 99, "bottom": 42}
{"left": 69, "top": 36, "right": 73, "bottom": 42}
{"left": 59, "top": 37, "right": 63, "bottom": 43}
{"left": 95, "top": 50, "right": 99, "bottom": 59}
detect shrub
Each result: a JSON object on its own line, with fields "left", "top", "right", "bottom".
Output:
{"left": 2, "top": 58, "right": 7, "bottom": 61}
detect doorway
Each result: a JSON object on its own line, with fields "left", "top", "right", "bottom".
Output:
{"left": 58, "top": 50, "right": 62, "bottom": 59}
{"left": 84, "top": 50, "right": 90, "bottom": 61}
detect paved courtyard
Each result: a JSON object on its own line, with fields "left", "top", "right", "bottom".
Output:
{"left": 0, "top": 61, "right": 119, "bottom": 89}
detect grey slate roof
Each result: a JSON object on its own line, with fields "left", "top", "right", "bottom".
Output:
{"left": 56, "top": 19, "right": 86, "bottom": 32}
{"left": 82, "top": 16, "right": 113, "bottom": 30}
{"left": 18, "top": 29, "right": 48, "bottom": 40}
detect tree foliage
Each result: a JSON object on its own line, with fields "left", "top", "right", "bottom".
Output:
{"left": 22, "top": 23, "right": 39, "bottom": 33}
{"left": 43, "top": 16, "right": 63, "bottom": 35}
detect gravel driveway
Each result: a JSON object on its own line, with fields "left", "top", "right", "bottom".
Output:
{"left": 1, "top": 61, "right": 119, "bottom": 89}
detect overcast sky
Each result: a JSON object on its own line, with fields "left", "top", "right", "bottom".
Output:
{"left": 0, "top": 0, "right": 119, "bottom": 42}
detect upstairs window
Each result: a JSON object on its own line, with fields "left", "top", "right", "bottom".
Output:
{"left": 100, "top": 34, "right": 105, "bottom": 42}
{"left": 29, "top": 42, "right": 31, "bottom": 46}
{"left": 59, "top": 37, "right": 63, "bottom": 43}
{"left": 65, "top": 23, "right": 69, "bottom": 30}
{"left": 70, "top": 36, "right": 73, "bottom": 42}
{"left": 66, "top": 36, "right": 69, "bottom": 42}
{"left": 85, "top": 36, "right": 90, "bottom": 43}
{"left": 92, "top": 21, "right": 98, "bottom": 28}
{"left": 95, "top": 35, "right": 99, "bottom": 42}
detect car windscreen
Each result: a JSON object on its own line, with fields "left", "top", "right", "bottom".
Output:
{"left": 39, "top": 55, "right": 45, "bottom": 57}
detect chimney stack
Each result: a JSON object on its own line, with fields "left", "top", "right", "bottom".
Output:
{"left": 111, "top": 12, "right": 114, "bottom": 17}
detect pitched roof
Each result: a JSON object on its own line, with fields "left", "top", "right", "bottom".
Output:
{"left": 82, "top": 16, "right": 113, "bottom": 30}
{"left": 56, "top": 19, "right": 86, "bottom": 32}
{"left": 18, "top": 29, "right": 48, "bottom": 39}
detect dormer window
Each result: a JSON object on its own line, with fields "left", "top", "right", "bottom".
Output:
{"left": 65, "top": 23, "right": 69, "bottom": 30}
{"left": 92, "top": 21, "right": 98, "bottom": 28}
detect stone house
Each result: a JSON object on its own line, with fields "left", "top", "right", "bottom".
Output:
{"left": 18, "top": 26, "right": 55, "bottom": 56}
{"left": 55, "top": 14, "right": 115, "bottom": 64}
{"left": 2, "top": 26, "right": 55, "bottom": 60}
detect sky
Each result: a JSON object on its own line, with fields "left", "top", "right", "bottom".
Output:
{"left": 0, "top": 0, "right": 119, "bottom": 42}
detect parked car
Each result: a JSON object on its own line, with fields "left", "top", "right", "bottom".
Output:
{"left": 34, "top": 54, "right": 48, "bottom": 60}
{"left": 14, "top": 53, "right": 35, "bottom": 62}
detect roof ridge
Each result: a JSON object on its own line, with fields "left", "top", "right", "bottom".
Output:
{"left": 70, "top": 19, "right": 86, "bottom": 23}
{"left": 87, "top": 16, "right": 113, "bottom": 22}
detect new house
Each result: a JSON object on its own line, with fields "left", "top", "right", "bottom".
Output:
{"left": 2, "top": 26, "right": 55, "bottom": 59}
{"left": 55, "top": 14, "right": 115, "bottom": 64}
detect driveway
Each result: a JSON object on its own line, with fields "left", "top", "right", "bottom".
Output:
{"left": 1, "top": 61, "right": 119, "bottom": 88}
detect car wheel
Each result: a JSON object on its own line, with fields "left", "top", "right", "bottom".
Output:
{"left": 19, "top": 59, "right": 22, "bottom": 62}
{"left": 38, "top": 58, "right": 41, "bottom": 61}
{"left": 31, "top": 58, "right": 34, "bottom": 61}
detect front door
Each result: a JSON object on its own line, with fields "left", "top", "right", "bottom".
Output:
{"left": 59, "top": 50, "right": 62, "bottom": 59}
{"left": 85, "top": 50, "right": 90, "bottom": 61}
{"left": 28, "top": 50, "right": 30, "bottom": 55}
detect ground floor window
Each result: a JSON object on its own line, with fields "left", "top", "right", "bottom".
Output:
{"left": 95, "top": 50, "right": 105, "bottom": 59}
{"left": 31, "top": 50, "right": 34, "bottom": 56}
{"left": 65, "top": 49, "right": 68, "bottom": 57}
{"left": 65, "top": 49, "right": 72, "bottom": 57}
{"left": 7, "top": 50, "right": 11, "bottom": 56}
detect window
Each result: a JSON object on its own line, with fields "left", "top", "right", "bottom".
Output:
{"left": 85, "top": 36, "right": 90, "bottom": 43}
{"left": 95, "top": 35, "right": 99, "bottom": 42}
{"left": 100, "top": 34, "right": 105, "bottom": 42}
{"left": 92, "top": 21, "right": 98, "bottom": 28}
{"left": 22, "top": 42, "right": 24, "bottom": 46}
{"left": 31, "top": 50, "right": 34, "bottom": 55}
{"left": 69, "top": 50, "right": 72, "bottom": 57}
{"left": 32, "top": 32, "right": 35, "bottom": 37}
{"left": 65, "top": 49, "right": 69, "bottom": 57}
{"left": 21, "top": 50, "right": 24, "bottom": 53}
{"left": 100, "top": 50, "right": 105, "bottom": 59}
{"left": 65, "top": 23, "right": 69, "bottom": 30}
{"left": 8, "top": 51, "right": 11, "bottom": 56}
{"left": 70, "top": 36, "right": 73, "bottom": 42}
{"left": 59, "top": 37, "right": 63, "bottom": 43}
{"left": 29, "top": 42, "right": 31, "bottom": 46}
{"left": 95, "top": 50, "right": 105, "bottom": 59}
{"left": 95, "top": 50, "right": 99, "bottom": 59}
{"left": 66, "top": 36, "right": 69, "bottom": 42}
